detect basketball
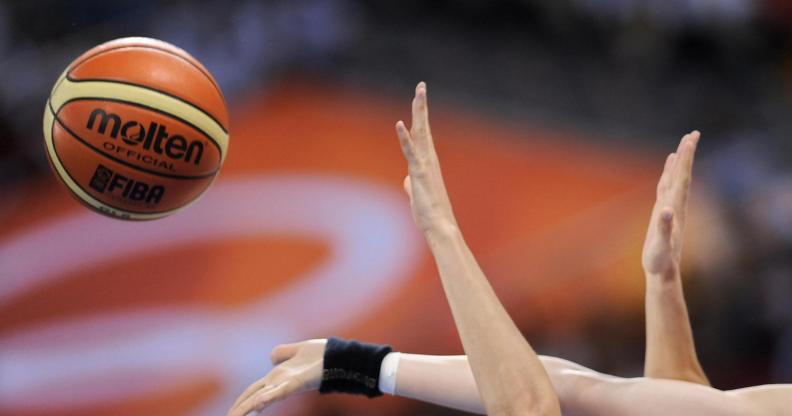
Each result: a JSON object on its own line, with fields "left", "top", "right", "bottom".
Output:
{"left": 42, "top": 37, "right": 229, "bottom": 220}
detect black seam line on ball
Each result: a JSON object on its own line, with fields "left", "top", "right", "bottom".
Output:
{"left": 64, "top": 75, "right": 228, "bottom": 134}
{"left": 44, "top": 109, "right": 112, "bottom": 215}
{"left": 57, "top": 96, "right": 223, "bottom": 157}
{"left": 49, "top": 100, "right": 219, "bottom": 180}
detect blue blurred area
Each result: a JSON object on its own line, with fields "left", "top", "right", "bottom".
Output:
{"left": 3, "top": 0, "right": 792, "bottom": 177}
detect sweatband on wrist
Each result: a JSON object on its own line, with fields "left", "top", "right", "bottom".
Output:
{"left": 319, "top": 337, "right": 392, "bottom": 398}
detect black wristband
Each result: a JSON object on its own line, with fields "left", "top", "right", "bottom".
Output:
{"left": 319, "top": 337, "right": 392, "bottom": 398}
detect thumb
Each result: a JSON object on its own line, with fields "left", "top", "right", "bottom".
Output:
{"left": 658, "top": 208, "right": 674, "bottom": 241}
{"left": 403, "top": 175, "right": 413, "bottom": 199}
{"left": 270, "top": 343, "right": 300, "bottom": 365}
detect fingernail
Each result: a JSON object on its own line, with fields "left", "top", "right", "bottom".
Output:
{"left": 418, "top": 81, "right": 426, "bottom": 89}
{"left": 662, "top": 211, "right": 673, "bottom": 221}
{"left": 689, "top": 130, "right": 700, "bottom": 140}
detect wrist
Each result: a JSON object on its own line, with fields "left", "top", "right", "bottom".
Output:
{"left": 644, "top": 267, "right": 680, "bottom": 285}
{"left": 423, "top": 220, "right": 462, "bottom": 246}
{"left": 319, "top": 337, "right": 392, "bottom": 398}
{"left": 307, "top": 359, "right": 324, "bottom": 391}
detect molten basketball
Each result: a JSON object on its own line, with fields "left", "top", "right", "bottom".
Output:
{"left": 43, "top": 37, "right": 229, "bottom": 220}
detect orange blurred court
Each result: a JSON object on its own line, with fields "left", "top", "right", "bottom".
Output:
{"left": 0, "top": 83, "right": 657, "bottom": 415}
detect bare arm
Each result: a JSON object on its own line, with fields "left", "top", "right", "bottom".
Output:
{"left": 227, "top": 83, "right": 559, "bottom": 416}
{"left": 729, "top": 385, "right": 792, "bottom": 416}
{"left": 396, "top": 82, "right": 560, "bottom": 416}
{"left": 641, "top": 131, "right": 709, "bottom": 385}
{"left": 227, "top": 340, "right": 786, "bottom": 416}
{"left": 394, "top": 354, "right": 485, "bottom": 414}
{"left": 392, "top": 353, "right": 613, "bottom": 415}
{"left": 397, "top": 353, "right": 780, "bottom": 416}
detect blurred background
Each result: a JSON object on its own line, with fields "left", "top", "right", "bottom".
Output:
{"left": 1, "top": 0, "right": 791, "bottom": 415}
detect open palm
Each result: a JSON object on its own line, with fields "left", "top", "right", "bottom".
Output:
{"left": 642, "top": 131, "right": 700, "bottom": 278}
{"left": 227, "top": 339, "right": 326, "bottom": 416}
{"left": 396, "top": 82, "right": 458, "bottom": 235}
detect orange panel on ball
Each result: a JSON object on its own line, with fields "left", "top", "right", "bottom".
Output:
{"left": 68, "top": 41, "right": 228, "bottom": 130}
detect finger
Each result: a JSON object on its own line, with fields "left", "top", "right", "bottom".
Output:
{"left": 672, "top": 131, "right": 699, "bottom": 179}
{"left": 231, "top": 376, "right": 269, "bottom": 411}
{"left": 229, "top": 382, "right": 279, "bottom": 416}
{"left": 271, "top": 343, "right": 300, "bottom": 366}
{"left": 403, "top": 175, "right": 412, "bottom": 198}
{"left": 231, "top": 368, "right": 282, "bottom": 410}
{"left": 229, "top": 381, "right": 294, "bottom": 416}
{"left": 660, "top": 153, "right": 676, "bottom": 188}
{"left": 656, "top": 152, "right": 676, "bottom": 198}
{"left": 396, "top": 120, "right": 418, "bottom": 167}
{"left": 410, "top": 82, "right": 432, "bottom": 145}
{"left": 671, "top": 131, "right": 700, "bottom": 206}
{"left": 647, "top": 152, "right": 677, "bottom": 228}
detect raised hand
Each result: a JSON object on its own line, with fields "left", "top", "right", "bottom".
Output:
{"left": 642, "top": 131, "right": 700, "bottom": 279}
{"left": 641, "top": 131, "right": 709, "bottom": 385}
{"left": 396, "top": 82, "right": 458, "bottom": 236}
{"left": 227, "top": 339, "right": 326, "bottom": 416}
{"left": 394, "top": 83, "right": 561, "bottom": 415}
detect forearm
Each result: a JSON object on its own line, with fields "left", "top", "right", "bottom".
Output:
{"left": 394, "top": 354, "right": 485, "bottom": 414}
{"left": 393, "top": 354, "right": 582, "bottom": 415}
{"left": 402, "top": 353, "right": 758, "bottom": 416}
{"left": 424, "top": 225, "right": 560, "bottom": 415}
{"left": 391, "top": 352, "right": 764, "bottom": 416}
{"left": 641, "top": 132, "right": 708, "bottom": 385}
{"left": 392, "top": 352, "right": 657, "bottom": 416}
{"left": 644, "top": 272, "right": 708, "bottom": 384}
